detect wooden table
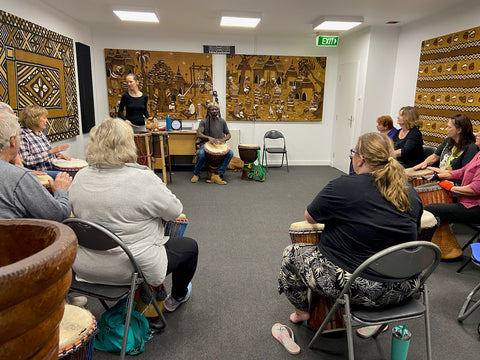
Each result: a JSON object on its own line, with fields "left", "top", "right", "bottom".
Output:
{"left": 151, "top": 130, "right": 197, "bottom": 183}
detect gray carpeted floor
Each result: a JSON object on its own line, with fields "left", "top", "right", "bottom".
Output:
{"left": 79, "top": 166, "right": 480, "bottom": 359}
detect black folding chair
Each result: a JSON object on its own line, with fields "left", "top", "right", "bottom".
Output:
{"left": 308, "top": 241, "right": 441, "bottom": 360}
{"left": 262, "top": 130, "right": 289, "bottom": 171}
{"left": 63, "top": 218, "right": 166, "bottom": 360}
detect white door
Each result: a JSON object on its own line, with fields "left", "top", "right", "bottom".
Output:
{"left": 332, "top": 62, "right": 358, "bottom": 173}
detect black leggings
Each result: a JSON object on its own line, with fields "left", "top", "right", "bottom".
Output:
{"left": 424, "top": 203, "right": 480, "bottom": 224}
{"left": 165, "top": 236, "right": 198, "bottom": 300}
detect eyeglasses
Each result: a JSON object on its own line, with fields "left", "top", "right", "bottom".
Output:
{"left": 349, "top": 148, "right": 358, "bottom": 160}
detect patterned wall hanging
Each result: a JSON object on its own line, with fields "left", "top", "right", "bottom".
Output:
{"left": 226, "top": 55, "right": 326, "bottom": 122}
{"left": 415, "top": 26, "right": 480, "bottom": 146}
{"left": 0, "top": 10, "right": 79, "bottom": 141}
{"left": 105, "top": 49, "right": 213, "bottom": 121}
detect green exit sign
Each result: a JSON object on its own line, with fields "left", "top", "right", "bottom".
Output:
{"left": 316, "top": 35, "right": 338, "bottom": 47}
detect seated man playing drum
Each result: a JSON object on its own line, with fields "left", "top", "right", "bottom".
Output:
{"left": 278, "top": 133, "right": 423, "bottom": 336}
{"left": 191, "top": 103, "right": 233, "bottom": 185}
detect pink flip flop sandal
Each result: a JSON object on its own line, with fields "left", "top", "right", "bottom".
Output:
{"left": 271, "top": 323, "right": 301, "bottom": 355}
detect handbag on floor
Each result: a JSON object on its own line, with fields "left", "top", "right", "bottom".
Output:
{"left": 94, "top": 299, "right": 152, "bottom": 355}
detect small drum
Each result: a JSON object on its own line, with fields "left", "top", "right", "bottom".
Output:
{"left": 405, "top": 168, "right": 434, "bottom": 187}
{"left": 134, "top": 132, "right": 152, "bottom": 169}
{"left": 52, "top": 158, "right": 88, "bottom": 178}
{"left": 289, "top": 221, "right": 324, "bottom": 245}
{"left": 414, "top": 183, "right": 453, "bottom": 206}
{"left": 204, "top": 141, "right": 229, "bottom": 176}
{"left": 417, "top": 210, "right": 439, "bottom": 242}
{"left": 58, "top": 304, "right": 97, "bottom": 359}
{"left": 163, "top": 214, "right": 189, "bottom": 237}
{"left": 37, "top": 174, "right": 53, "bottom": 191}
{"left": 238, "top": 144, "right": 260, "bottom": 180}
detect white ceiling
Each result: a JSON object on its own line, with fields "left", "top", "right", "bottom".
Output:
{"left": 39, "top": 0, "right": 470, "bottom": 37}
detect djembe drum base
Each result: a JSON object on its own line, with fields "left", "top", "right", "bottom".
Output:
{"left": 432, "top": 223, "right": 463, "bottom": 260}
{"left": 308, "top": 292, "right": 345, "bottom": 332}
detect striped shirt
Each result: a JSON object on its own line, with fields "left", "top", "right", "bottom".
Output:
{"left": 19, "top": 126, "right": 57, "bottom": 171}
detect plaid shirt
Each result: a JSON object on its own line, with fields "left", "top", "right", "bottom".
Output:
{"left": 19, "top": 126, "right": 57, "bottom": 171}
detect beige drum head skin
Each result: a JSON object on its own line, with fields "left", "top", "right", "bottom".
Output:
{"left": 405, "top": 167, "right": 433, "bottom": 177}
{"left": 52, "top": 158, "right": 88, "bottom": 169}
{"left": 58, "top": 304, "right": 94, "bottom": 350}
{"left": 289, "top": 221, "right": 324, "bottom": 231}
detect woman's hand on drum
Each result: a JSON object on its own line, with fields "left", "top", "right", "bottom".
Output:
{"left": 49, "top": 172, "right": 72, "bottom": 192}
{"left": 426, "top": 166, "right": 451, "bottom": 180}
{"left": 413, "top": 161, "right": 427, "bottom": 170}
{"left": 50, "top": 143, "right": 69, "bottom": 154}
{"left": 57, "top": 154, "right": 72, "bottom": 161}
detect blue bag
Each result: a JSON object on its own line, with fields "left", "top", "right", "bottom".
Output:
{"left": 94, "top": 299, "right": 152, "bottom": 355}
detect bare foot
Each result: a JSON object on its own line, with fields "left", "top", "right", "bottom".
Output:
{"left": 290, "top": 309, "right": 310, "bottom": 323}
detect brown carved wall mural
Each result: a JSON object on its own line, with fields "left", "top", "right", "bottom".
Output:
{"left": 415, "top": 26, "right": 480, "bottom": 146}
{"left": 0, "top": 10, "right": 79, "bottom": 141}
{"left": 226, "top": 55, "right": 326, "bottom": 122}
{"left": 105, "top": 49, "right": 213, "bottom": 121}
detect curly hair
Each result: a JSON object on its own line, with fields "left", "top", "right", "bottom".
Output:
{"left": 86, "top": 118, "right": 137, "bottom": 166}
{"left": 19, "top": 104, "right": 48, "bottom": 130}
{"left": 376, "top": 115, "right": 393, "bottom": 130}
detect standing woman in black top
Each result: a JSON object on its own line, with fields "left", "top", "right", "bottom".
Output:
{"left": 392, "top": 106, "right": 424, "bottom": 168}
{"left": 118, "top": 73, "right": 150, "bottom": 132}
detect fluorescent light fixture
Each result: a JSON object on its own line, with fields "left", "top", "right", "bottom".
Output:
{"left": 313, "top": 16, "right": 363, "bottom": 31}
{"left": 113, "top": 10, "right": 159, "bottom": 23}
{"left": 220, "top": 12, "right": 261, "bottom": 28}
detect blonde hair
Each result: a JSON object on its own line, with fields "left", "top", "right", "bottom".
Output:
{"left": 19, "top": 104, "right": 48, "bottom": 129}
{"left": 86, "top": 118, "right": 137, "bottom": 166}
{"left": 356, "top": 132, "right": 411, "bottom": 212}
{"left": 400, "top": 106, "right": 421, "bottom": 130}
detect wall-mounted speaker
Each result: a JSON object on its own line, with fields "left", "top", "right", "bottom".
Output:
{"left": 75, "top": 42, "right": 95, "bottom": 133}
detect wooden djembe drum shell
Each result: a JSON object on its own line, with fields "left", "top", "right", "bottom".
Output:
{"left": 0, "top": 219, "right": 77, "bottom": 360}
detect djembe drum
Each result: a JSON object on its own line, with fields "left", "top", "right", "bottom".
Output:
{"left": 417, "top": 210, "right": 440, "bottom": 242}
{"left": 52, "top": 158, "right": 88, "bottom": 178}
{"left": 238, "top": 144, "right": 260, "bottom": 180}
{"left": 405, "top": 167, "right": 434, "bottom": 187}
{"left": 37, "top": 174, "right": 53, "bottom": 192}
{"left": 289, "top": 221, "right": 324, "bottom": 245}
{"left": 204, "top": 141, "right": 229, "bottom": 178}
{"left": 134, "top": 132, "right": 152, "bottom": 169}
{"left": 58, "top": 304, "right": 97, "bottom": 360}
{"left": 414, "top": 183, "right": 461, "bottom": 259}
{"left": 288, "top": 220, "right": 345, "bottom": 331}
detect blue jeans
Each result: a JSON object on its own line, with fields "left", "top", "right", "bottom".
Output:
{"left": 194, "top": 144, "right": 234, "bottom": 176}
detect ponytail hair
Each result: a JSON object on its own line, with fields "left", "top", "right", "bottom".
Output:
{"left": 356, "top": 132, "right": 411, "bottom": 212}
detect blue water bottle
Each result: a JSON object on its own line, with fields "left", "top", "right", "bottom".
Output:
{"left": 166, "top": 115, "right": 171, "bottom": 131}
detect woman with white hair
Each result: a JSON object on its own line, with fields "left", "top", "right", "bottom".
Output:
{"left": 69, "top": 118, "right": 198, "bottom": 312}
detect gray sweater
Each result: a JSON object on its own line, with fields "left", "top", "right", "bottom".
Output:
{"left": 0, "top": 159, "right": 71, "bottom": 221}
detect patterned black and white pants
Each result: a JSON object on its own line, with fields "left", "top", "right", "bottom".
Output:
{"left": 278, "top": 244, "right": 420, "bottom": 312}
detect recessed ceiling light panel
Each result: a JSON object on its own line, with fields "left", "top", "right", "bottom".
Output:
{"left": 113, "top": 10, "right": 159, "bottom": 23}
{"left": 313, "top": 16, "right": 364, "bottom": 31}
{"left": 220, "top": 12, "right": 261, "bottom": 28}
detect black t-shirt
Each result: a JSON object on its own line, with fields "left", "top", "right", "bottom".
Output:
{"left": 306, "top": 173, "right": 423, "bottom": 281}
{"left": 392, "top": 127, "right": 424, "bottom": 168}
{"left": 118, "top": 92, "right": 149, "bottom": 126}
